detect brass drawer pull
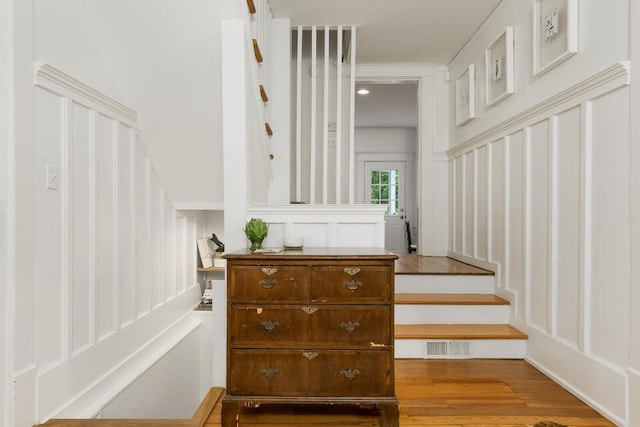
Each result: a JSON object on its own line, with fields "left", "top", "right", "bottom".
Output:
{"left": 302, "top": 351, "right": 318, "bottom": 360}
{"left": 301, "top": 306, "right": 318, "bottom": 315}
{"left": 261, "top": 320, "right": 280, "bottom": 331}
{"left": 260, "top": 368, "right": 279, "bottom": 379}
{"left": 344, "top": 267, "right": 360, "bottom": 276}
{"left": 340, "top": 321, "right": 360, "bottom": 333}
{"left": 340, "top": 369, "right": 360, "bottom": 380}
{"left": 343, "top": 280, "right": 362, "bottom": 291}
{"left": 262, "top": 267, "right": 278, "bottom": 275}
{"left": 259, "top": 279, "right": 277, "bottom": 289}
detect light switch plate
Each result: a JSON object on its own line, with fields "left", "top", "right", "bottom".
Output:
{"left": 46, "top": 165, "right": 59, "bottom": 190}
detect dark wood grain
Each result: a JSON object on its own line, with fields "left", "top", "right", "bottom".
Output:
{"left": 223, "top": 251, "right": 398, "bottom": 426}
{"left": 394, "top": 255, "right": 493, "bottom": 275}
{"left": 395, "top": 324, "right": 528, "bottom": 340}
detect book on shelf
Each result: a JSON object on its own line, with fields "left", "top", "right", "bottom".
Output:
{"left": 197, "top": 238, "right": 215, "bottom": 268}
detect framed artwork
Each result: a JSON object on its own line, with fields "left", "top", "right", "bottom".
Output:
{"left": 455, "top": 65, "right": 475, "bottom": 126}
{"left": 533, "top": 0, "right": 578, "bottom": 76}
{"left": 485, "top": 27, "right": 514, "bottom": 107}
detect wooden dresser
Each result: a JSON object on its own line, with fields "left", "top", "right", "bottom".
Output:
{"left": 222, "top": 247, "right": 399, "bottom": 426}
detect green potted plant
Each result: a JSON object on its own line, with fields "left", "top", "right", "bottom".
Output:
{"left": 244, "top": 218, "right": 268, "bottom": 250}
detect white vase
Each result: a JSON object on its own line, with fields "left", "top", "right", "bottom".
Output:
{"left": 213, "top": 256, "right": 226, "bottom": 268}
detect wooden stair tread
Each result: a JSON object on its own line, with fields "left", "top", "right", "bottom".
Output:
{"left": 395, "top": 324, "right": 528, "bottom": 340}
{"left": 395, "top": 255, "right": 494, "bottom": 275}
{"left": 395, "top": 293, "right": 509, "bottom": 305}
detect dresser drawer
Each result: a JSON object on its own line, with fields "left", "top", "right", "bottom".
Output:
{"left": 228, "top": 349, "right": 393, "bottom": 397}
{"left": 229, "top": 305, "right": 391, "bottom": 347}
{"left": 311, "top": 266, "right": 391, "bottom": 302}
{"left": 229, "top": 266, "right": 309, "bottom": 302}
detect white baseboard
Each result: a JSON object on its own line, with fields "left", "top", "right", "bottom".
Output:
{"left": 511, "top": 318, "right": 626, "bottom": 426}
{"left": 628, "top": 367, "right": 640, "bottom": 427}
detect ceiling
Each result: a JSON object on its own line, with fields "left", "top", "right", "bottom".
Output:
{"left": 355, "top": 83, "right": 418, "bottom": 127}
{"left": 269, "top": 0, "right": 502, "bottom": 65}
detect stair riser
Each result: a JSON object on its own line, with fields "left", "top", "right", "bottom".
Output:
{"left": 394, "top": 275, "right": 494, "bottom": 294}
{"left": 395, "top": 338, "right": 526, "bottom": 359}
{"left": 394, "top": 305, "right": 510, "bottom": 325}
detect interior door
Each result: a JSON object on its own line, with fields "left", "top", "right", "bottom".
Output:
{"left": 364, "top": 161, "right": 407, "bottom": 253}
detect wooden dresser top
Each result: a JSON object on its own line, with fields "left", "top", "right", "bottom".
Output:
{"left": 225, "top": 247, "right": 398, "bottom": 260}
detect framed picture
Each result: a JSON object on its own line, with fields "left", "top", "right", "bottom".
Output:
{"left": 455, "top": 65, "right": 475, "bottom": 126}
{"left": 485, "top": 27, "right": 514, "bottom": 107}
{"left": 532, "top": 0, "right": 578, "bottom": 76}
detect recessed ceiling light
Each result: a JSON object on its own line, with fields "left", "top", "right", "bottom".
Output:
{"left": 357, "top": 88, "right": 370, "bottom": 95}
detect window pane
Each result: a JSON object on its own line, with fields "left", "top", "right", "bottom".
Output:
{"left": 381, "top": 185, "right": 389, "bottom": 200}
{"left": 380, "top": 171, "right": 389, "bottom": 184}
{"left": 371, "top": 171, "right": 379, "bottom": 184}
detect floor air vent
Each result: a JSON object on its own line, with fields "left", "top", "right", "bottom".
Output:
{"left": 423, "top": 340, "right": 471, "bottom": 359}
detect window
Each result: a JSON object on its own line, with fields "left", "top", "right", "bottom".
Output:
{"left": 370, "top": 168, "right": 400, "bottom": 215}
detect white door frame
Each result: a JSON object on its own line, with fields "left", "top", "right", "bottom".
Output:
{"left": 354, "top": 65, "right": 449, "bottom": 255}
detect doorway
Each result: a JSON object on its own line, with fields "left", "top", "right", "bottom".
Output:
{"left": 364, "top": 161, "right": 406, "bottom": 253}
{"left": 354, "top": 82, "right": 419, "bottom": 254}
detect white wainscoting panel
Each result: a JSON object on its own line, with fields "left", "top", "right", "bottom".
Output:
{"left": 247, "top": 204, "right": 387, "bottom": 249}
{"left": 505, "top": 130, "right": 524, "bottom": 319}
{"left": 555, "top": 106, "right": 581, "bottom": 347}
{"left": 475, "top": 146, "right": 488, "bottom": 261}
{"left": 33, "top": 88, "right": 64, "bottom": 369}
{"left": 526, "top": 120, "right": 550, "bottom": 331}
{"left": 488, "top": 139, "right": 503, "bottom": 268}
{"left": 96, "top": 113, "right": 116, "bottom": 342}
{"left": 447, "top": 65, "right": 631, "bottom": 423}
{"left": 33, "top": 64, "right": 204, "bottom": 421}
{"left": 118, "top": 124, "right": 135, "bottom": 327}
{"left": 588, "top": 88, "right": 630, "bottom": 368}
{"left": 453, "top": 156, "right": 463, "bottom": 253}
{"left": 463, "top": 152, "right": 474, "bottom": 257}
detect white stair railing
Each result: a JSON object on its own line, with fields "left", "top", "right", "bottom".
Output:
{"left": 293, "top": 25, "right": 357, "bottom": 204}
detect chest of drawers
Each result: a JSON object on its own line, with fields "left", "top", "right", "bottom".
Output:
{"left": 221, "top": 248, "right": 399, "bottom": 426}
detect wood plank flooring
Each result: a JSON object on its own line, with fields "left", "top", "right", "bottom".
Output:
{"left": 394, "top": 256, "right": 493, "bottom": 275}
{"left": 203, "top": 360, "right": 615, "bottom": 427}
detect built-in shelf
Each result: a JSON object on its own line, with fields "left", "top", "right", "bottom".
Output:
{"left": 197, "top": 267, "right": 225, "bottom": 273}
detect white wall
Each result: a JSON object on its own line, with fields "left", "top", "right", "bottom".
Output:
{"left": 26, "top": 64, "right": 209, "bottom": 422}
{"left": 1, "top": 0, "right": 11, "bottom": 424}
{"left": 629, "top": 2, "right": 640, "bottom": 425}
{"left": 100, "top": 325, "right": 204, "bottom": 419}
{"left": 35, "top": 0, "right": 224, "bottom": 207}
{"left": 448, "top": 0, "right": 631, "bottom": 424}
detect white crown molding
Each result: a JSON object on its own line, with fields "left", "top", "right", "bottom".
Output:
{"left": 447, "top": 62, "right": 631, "bottom": 159}
{"left": 34, "top": 62, "right": 138, "bottom": 126}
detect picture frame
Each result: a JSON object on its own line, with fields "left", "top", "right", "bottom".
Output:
{"left": 485, "top": 27, "right": 514, "bottom": 107}
{"left": 532, "top": 0, "right": 578, "bottom": 76}
{"left": 455, "top": 65, "right": 475, "bottom": 126}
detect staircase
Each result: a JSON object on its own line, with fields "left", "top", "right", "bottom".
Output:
{"left": 394, "top": 263, "right": 527, "bottom": 359}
